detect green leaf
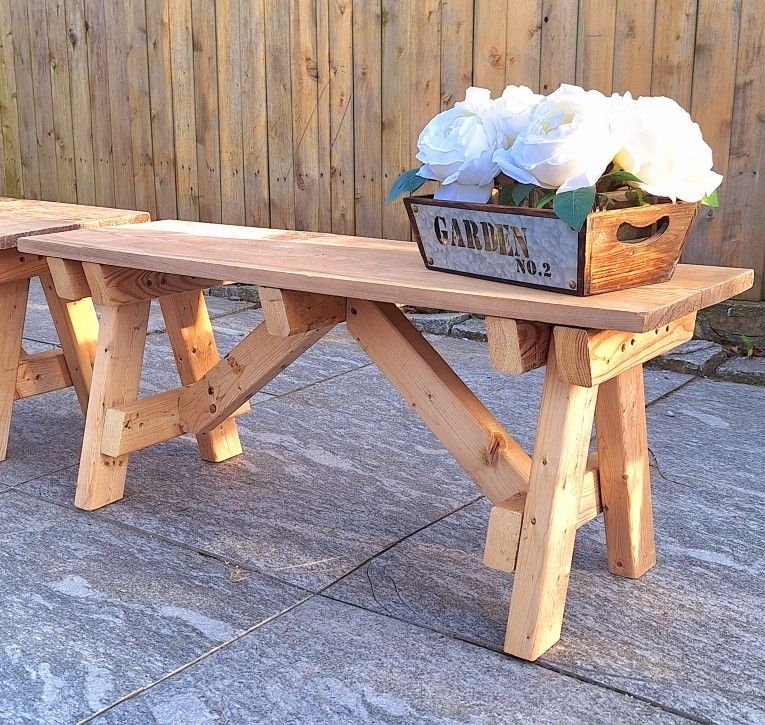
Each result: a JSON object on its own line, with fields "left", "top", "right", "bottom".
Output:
{"left": 511, "top": 182, "right": 536, "bottom": 206}
{"left": 600, "top": 170, "right": 642, "bottom": 184}
{"left": 386, "top": 169, "right": 426, "bottom": 203}
{"left": 535, "top": 191, "right": 555, "bottom": 209}
{"left": 497, "top": 184, "right": 514, "bottom": 206}
{"left": 741, "top": 334, "right": 754, "bottom": 359}
{"left": 552, "top": 186, "right": 596, "bottom": 231}
{"left": 701, "top": 190, "right": 719, "bottom": 208}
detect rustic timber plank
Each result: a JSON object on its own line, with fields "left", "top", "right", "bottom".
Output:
{"left": 46, "top": 257, "right": 90, "bottom": 300}
{"left": 76, "top": 300, "right": 150, "bottom": 510}
{"left": 554, "top": 313, "right": 696, "bottom": 387}
{"left": 15, "top": 349, "right": 72, "bottom": 400}
{"left": 260, "top": 287, "right": 346, "bottom": 337}
{"left": 486, "top": 318, "right": 551, "bottom": 374}
{"left": 159, "top": 290, "right": 243, "bottom": 463}
{"left": 18, "top": 222, "right": 754, "bottom": 333}
{"left": 347, "top": 299, "right": 530, "bottom": 503}
{"left": 82, "top": 262, "right": 223, "bottom": 306}
{"left": 0, "top": 197, "right": 149, "bottom": 249}
{"left": 0, "top": 279, "right": 28, "bottom": 460}
{"left": 0, "top": 247, "right": 48, "bottom": 283}
{"left": 504, "top": 338, "right": 599, "bottom": 660}
{"left": 595, "top": 365, "right": 656, "bottom": 578}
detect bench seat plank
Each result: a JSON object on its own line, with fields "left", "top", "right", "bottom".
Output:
{"left": 0, "top": 197, "right": 149, "bottom": 249}
{"left": 19, "top": 220, "right": 753, "bottom": 332}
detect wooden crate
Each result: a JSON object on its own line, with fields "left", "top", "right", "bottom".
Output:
{"left": 405, "top": 197, "right": 699, "bottom": 296}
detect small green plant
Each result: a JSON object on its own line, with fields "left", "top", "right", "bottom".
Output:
{"left": 740, "top": 334, "right": 755, "bottom": 359}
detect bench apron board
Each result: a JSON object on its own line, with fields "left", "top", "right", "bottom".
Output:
{"left": 15, "top": 221, "right": 754, "bottom": 661}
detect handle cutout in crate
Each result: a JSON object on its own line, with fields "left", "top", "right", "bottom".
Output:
{"left": 616, "top": 215, "right": 670, "bottom": 243}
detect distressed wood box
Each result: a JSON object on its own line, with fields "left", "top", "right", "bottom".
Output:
{"left": 405, "top": 197, "right": 699, "bottom": 296}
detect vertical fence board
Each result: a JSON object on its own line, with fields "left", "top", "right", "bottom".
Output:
{"left": 64, "top": 0, "right": 95, "bottom": 205}
{"left": 505, "top": 0, "right": 542, "bottom": 91}
{"left": 328, "top": 0, "right": 354, "bottom": 235}
{"left": 145, "top": 0, "right": 178, "bottom": 219}
{"left": 576, "top": 0, "right": 616, "bottom": 94}
{"left": 316, "top": 0, "right": 332, "bottom": 232}
{"left": 441, "top": 0, "right": 473, "bottom": 106}
{"left": 539, "top": 0, "right": 578, "bottom": 93}
{"left": 352, "top": 0, "right": 382, "bottom": 237}
{"left": 45, "top": 0, "right": 77, "bottom": 203}
{"left": 126, "top": 0, "right": 157, "bottom": 218}
{"left": 0, "top": 0, "right": 22, "bottom": 196}
{"left": 104, "top": 2, "right": 136, "bottom": 209}
{"left": 192, "top": 0, "right": 221, "bottom": 223}
{"left": 265, "top": 0, "right": 295, "bottom": 229}
{"left": 473, "top": 0, "right": 507, "bottom": 96}
{"left": 27, "top": 1, "right": 58, "bottom": 200}
{"left": 381, "top": 0, "right": 410, "bottom": 240}
{"left": 612, "top": 0, "right": 655, "bottom": 97}
{"left": 240, "top": 0, "right": 270, "bottom": 228}
{"left": 83, "top": 0, "right": 114, "bottom": 206}
{"left": 723, "top": 0, "right": 764, "bottom": 298}
{"left": 651, "top": 0, "right": 697, "bottom": 109}
{"left": 168, "top": 0, "right": 199, "bottom": 221}
{"left": 290, "top": 0, "right": 320, "bottom": 231}
{"left": 216, "top": 0, "right": 245, "bottom": 225}
{"left": 686, "top": 0, "right": 740, "bottom": 265}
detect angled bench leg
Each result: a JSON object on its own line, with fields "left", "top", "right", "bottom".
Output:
{"left": 159, "top": 290, "right": 243, "bottom": 463}
{"left": 75, "top": 300, "right": 150, "bottom": 510}
{"left": 595, "top": 364, "right": 656, "bottom": 578}
{"left": 504, "top": 337, "right": 599, "bottom": 660}
{"left": 39, "top": 272, "right": 98, "bottom": 413}
{"left": 0, "top": 279, "right": 29, "bottom": 461}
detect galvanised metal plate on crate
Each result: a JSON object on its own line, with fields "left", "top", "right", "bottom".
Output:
{"left": 405, "top": 196, "right": 699, "bottom": 296}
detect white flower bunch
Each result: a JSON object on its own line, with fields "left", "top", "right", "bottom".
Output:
{"left": 389, "top": 82, "right": 722, "bottom": 231}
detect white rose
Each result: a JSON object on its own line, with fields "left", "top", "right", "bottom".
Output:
{"left": 493, "top": 84, "right": 622, "bottom": 193}
{"left": 612, "top": 94, "right": 722, "bottom": 203}
{"left": 490, "top": 85, "right": 543, "bottom": 144}
{"left": 416, "top": 86, "right": 501, "bottom": 203}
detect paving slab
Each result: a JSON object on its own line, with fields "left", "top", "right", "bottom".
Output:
{"left": 285, "top": 334, "right": 692, "bottom": 454}
{"left": 648, "top": 338, "right": 726, "bottom": 376}
{"left": 19, "top": 391, "right": 479, "bottom": 591}
{"left": 451, "top": 317, "right": 487, "bottom": 342}
{"left": 0, "top": 490, "right": 306, "bottom": 724}
{"left": 92, "top": 596, "right": 681, "bottom": 725}
{"left": 406, "top": 311, "right": 470, "bottom": 335}
{"left": 326, "top": 378, "right": 765, "bottom": 723}
{"left": 715, "top": 354, "right": 765, "bottom": 386}
{"left": 0, "top": 386, "right": 83, "bottom": 491}
{"left": 211, "top": 309, "right": 372, "bottom": 396}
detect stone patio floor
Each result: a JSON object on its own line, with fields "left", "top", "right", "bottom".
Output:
{"left": 2, "top": 281, "right": 763, "bottom": 724}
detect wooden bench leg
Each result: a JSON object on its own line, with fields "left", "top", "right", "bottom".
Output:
{"left": 39, "top": 272, "right": 98, "bottom": 414}
{"left": 595, "top": 364, "right": 656, "bottom": 578}
{"left": 159, "top": 290, "right": 243, "bottom": 463}
{"left": 504, "top": 338, "right": 599, "bottom": 660}
{"left": 0, "top": 279, "right": 29, "bottom": 461}
{"left": 75, "top": 300, "right": 150, "bottom": 510}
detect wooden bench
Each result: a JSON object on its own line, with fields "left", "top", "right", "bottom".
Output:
{"left": 19, "top": 219, "right": 753, "bottom": 661}
{"left": 0, "top": 198, "right": 148, "bottom": 461}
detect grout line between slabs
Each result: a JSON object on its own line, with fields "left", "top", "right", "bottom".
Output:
{"left": 78, "top": 595, "right": 317, "bottom": 725}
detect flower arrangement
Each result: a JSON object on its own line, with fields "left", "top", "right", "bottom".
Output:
{"left": 389, "top": 83, "right": 721, "bottom": 232}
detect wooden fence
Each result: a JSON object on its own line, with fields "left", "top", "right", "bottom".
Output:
{"left": 0, "top": 0, "right": 762, "bottom": 299}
